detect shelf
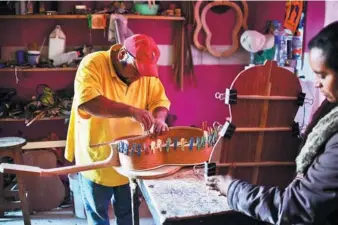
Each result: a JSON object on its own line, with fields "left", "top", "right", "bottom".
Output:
{"left": 0, "top": 14, "right": 185, "bottom": 21}
{"left": 0, "top": 67, "right": 77, "bottom": 72}
{"left": 0, "top": 117, "right": 67, "bottom": 122}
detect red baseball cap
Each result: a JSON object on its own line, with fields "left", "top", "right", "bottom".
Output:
{"left": 124, "top": 34, "right": 160, "bottom": 77}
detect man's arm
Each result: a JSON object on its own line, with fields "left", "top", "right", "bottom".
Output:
{"left": 79, "top": 95, "right": 133, "bottom": 118}
{"left": 79, "top": 95, "right": 154, "bottom": 130}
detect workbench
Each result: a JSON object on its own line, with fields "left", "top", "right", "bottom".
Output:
{"left": 137, "top": 168, "right": 263, "bottom": 225}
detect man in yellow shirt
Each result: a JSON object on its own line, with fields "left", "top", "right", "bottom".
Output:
{"left": 65, "top": 34, "right": 171, "bottom": 225}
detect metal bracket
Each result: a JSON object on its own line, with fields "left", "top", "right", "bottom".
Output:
{"left": 204, "top": 161, "right": 216, "bottom": 179}
{"left": 292, "top": 121, "right": 300, "bottom": 138}
{"left": 225, "top": 88, "right": 237, "bottom": 105}
{"left": 219, "top": 121, "right": 236, "bottom": 139}
{"left": 297, "top": 92, "right": 306, "bottom": 106}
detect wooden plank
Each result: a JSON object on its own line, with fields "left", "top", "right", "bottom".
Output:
{"left": 237, "top": 95, "right": 298, "bottom": 100}
{"left": 137, "top": 168, "right": 232, "bottom": 225}
{"left": 0, "top": 117, "right": 66, "bottom": 122}
{"left": 0, "top": 14, "right": 185, "bottom": 21}
{"left": 0, "top": 67, "right": 77, "bottom": 72}
{"left": 235, "top": 127, "right": 291, "bottom": 132}
{"left": 0, "top": 163, "right": 42, "bottom": 175}
{"left": 0, "top": 201, "right": 21, "bottom": 211}
{"left": 252, "top": 64, "right": 272, "bottom": 184}
{"left": 1, "top": 190, "right": 19, "bottom": 198}
{"left": 180, "top": 22, "right": 184, "bottom": 91}
{"left": 217, "top": 161, "right": 295, "bottom": 167}
{"left": 22, "top": 140, "right": 66, "bottom": 150}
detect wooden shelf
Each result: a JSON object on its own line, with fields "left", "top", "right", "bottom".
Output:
{"left": 0, "top": 67, "right": 77, "bottom": 72}
{"left": 0, "top": 117, "right": 67, "bottom": 122}
{"left": 0, "top": 14, "right": 185, "bottom": 21}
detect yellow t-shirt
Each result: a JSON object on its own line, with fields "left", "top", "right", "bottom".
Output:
{"left": 65, "top": 44, "right": 171, "bottom": 187}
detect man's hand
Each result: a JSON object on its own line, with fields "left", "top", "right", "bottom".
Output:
{"left": 130, "top": 107, "right": 154, "bottom": 131}
{"left": 153, "top": 119, "right": 169, "bottom": 135}
{"left": 205, "top": 175, "right": 233, "bottom": 196}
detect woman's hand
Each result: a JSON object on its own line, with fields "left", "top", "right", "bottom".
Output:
{"left": 206, "top": 175, "right": 233, "bottom": 196}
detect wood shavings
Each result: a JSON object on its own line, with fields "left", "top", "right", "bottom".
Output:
{"left": 140, "top": 169, "right": 231, "bottom": 222}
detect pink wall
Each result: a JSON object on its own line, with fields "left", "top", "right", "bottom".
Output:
{"left": 304, "top": 1, "right": 325, "bottom": 52}
{"left": 0, "top": 1, "right": 304, "bottom": 140}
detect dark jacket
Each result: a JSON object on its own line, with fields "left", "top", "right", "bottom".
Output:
{"left": 227, "top": 133, "right": 338, "bottom": 225}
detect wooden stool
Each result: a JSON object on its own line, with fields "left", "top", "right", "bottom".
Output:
{"left": 0, "top": 137, "right": 31, "bottom": 225}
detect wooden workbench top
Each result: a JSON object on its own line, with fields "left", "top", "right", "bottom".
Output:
{"left": 138, "top": 168, "right": 233, "bottom": 225}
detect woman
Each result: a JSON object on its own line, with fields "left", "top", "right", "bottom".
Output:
{"left": 206, "top": 21, "right": 338, "bottom": 225}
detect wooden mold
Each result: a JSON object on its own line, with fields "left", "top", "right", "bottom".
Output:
{"left": 209, "top": 60, "right": 303, "bottom": 188}
{"left": 193, "top": 0, "right": 248, "bottom": 57}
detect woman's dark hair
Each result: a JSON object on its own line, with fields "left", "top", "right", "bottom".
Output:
{"left": 308, "top": 21, "right": 338, "bottom": 74}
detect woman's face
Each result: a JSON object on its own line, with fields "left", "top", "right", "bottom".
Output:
{"left": 309, "top": 47, "right": 338, "bottom": 103}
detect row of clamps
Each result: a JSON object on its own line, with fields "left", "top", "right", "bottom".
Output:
{"left": 117, "top": 130, "right": 219, "bottom": 156}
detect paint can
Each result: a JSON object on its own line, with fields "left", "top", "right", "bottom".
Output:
{"left": 16, "top": 50, "right": 25, "bottom": 65}
{"left": 27, "top": 50, "right": 40, "bottom": 66}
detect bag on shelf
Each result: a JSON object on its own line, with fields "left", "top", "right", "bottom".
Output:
{"left": 48, "top": 25, "right": 66, "bottom": 61}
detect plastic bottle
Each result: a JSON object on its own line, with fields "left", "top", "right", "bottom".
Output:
{"left": 273, "top": 22, "right": 287, "bottom": 67}
{"left": 52, "top": 51, "right": 79, "bottom": 67}
{"left": 48, "top": 25, "right": 66, "bottom": 61}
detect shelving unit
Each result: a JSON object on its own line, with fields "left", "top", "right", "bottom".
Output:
{"left": 0, "top": 67, "right": 77, "bottom": 72}
{"left": 0, "top": 13, "right": 185, "bottom": 85}
{"left": 0, "top": 12, "right": 185, "bottom": 128}
{"left": 0, "top": 117, "right": 67, "bottom": 122}
{"left": 0, "top": 14, "right": 185, "bottom": 21}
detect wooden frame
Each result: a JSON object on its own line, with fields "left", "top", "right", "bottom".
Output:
{"left": 209, "top": 61, "right": 302, "bottom": 187}
{"left": 193, "top": 0, "right": 248, "bottom": 57}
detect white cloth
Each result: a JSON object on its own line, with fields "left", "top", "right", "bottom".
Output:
{"left": 325, "top": 0, "right": 338, "bottom": 26}
{"left": 108, "top": 14, "right": 134, "bottom": 44}
{"left": 240, "top": 30, "right": 274, "bottom": 53}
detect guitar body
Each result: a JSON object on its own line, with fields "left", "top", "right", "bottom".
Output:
{"left": 22, "top": 150, "right": 65, "bottom": 211}
{"left": 214, "top": 61, "right": 302, "bottom": 187}
{"left": 116, "top": 126, "right": 216, "bottom": 171}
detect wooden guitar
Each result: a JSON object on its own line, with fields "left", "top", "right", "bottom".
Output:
{"left": 0, "top": 127, "right": 219, "bottom": 179}
{"left": 21, "top": 150, "right": 65, "bottom": 211}
{"left": 207, "top": 60, "right": 304, "bottom": 188}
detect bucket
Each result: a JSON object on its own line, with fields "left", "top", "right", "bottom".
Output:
{"left": 68, "top": 173, "right": 86, "bottom": 219}
{"left": 27, "top": 50, "right": 40, "bottom": 66}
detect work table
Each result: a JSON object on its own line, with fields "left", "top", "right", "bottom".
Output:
{"left": 138, "top": 168, "right": 258, "bottom": 225}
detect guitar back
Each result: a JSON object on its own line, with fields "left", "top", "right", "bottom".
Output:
{"left": 22, "top": 150, "right": 65, "bottom": 211}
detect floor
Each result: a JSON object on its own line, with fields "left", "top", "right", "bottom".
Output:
{"left": 1, "top": 203, "right": 155, "bottom": 225}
